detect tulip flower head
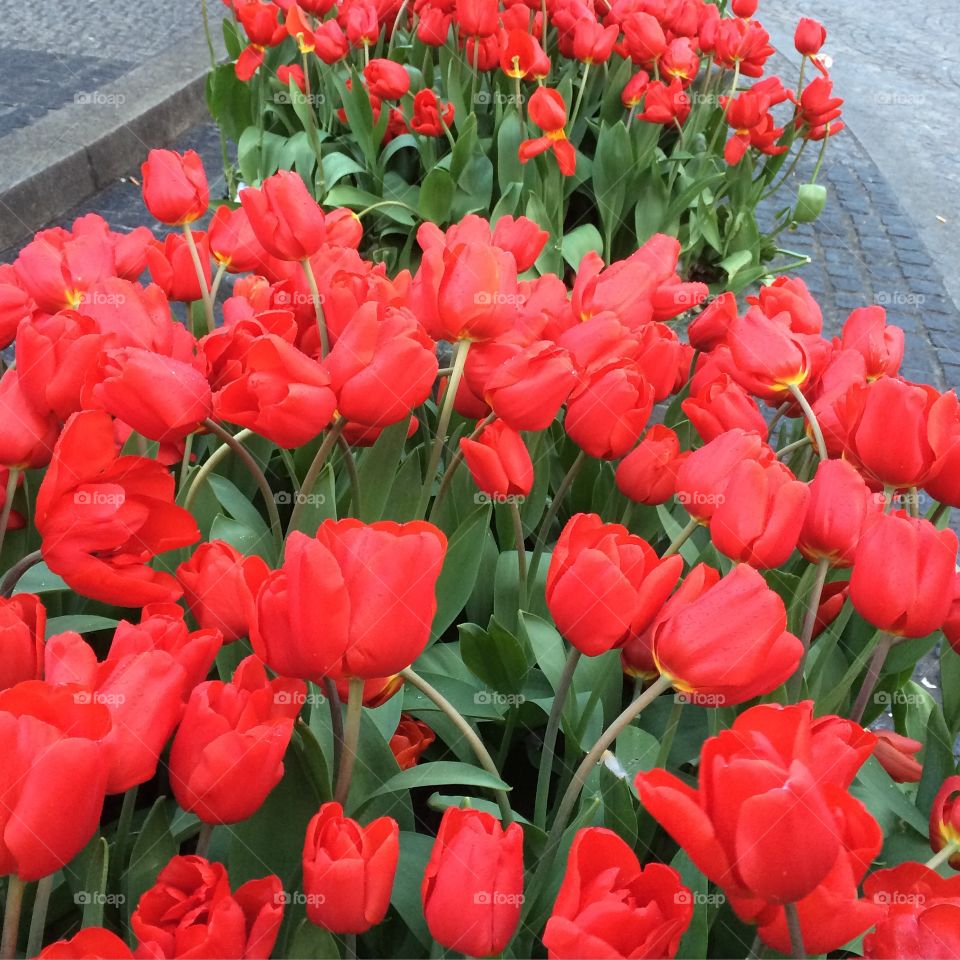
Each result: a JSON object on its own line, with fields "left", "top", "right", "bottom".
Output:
{"left": 519, "top": 87, "right": 576, "bottom": 175}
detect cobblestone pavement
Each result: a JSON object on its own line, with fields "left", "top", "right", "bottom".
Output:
{"left": 0, "top": 0, "right": 224, "bottom": 137}
{"left": 757, "top": 0, "right": 960, "bottom": 315}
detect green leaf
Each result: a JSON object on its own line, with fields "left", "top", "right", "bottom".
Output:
{"left": 459, "top": 618, "right": 532, "bottom": 695}
{"left": 286, "top": 919, "right": 341, "bottom": 959}
{"left": 419, "top": 166, "right": 456, "bottom": 223}
{"left": 361, "top": 761, "right": 510, "bottom": 802}
{"left": 207, "top": 474, "right": 271, "bottom": 540}
{"left": 431, "top": 503, "right": 492, "bottom": 639}
{"left": 917, "top": 704, "right": 957, "bottom": 815}
{"left": 15, "top": 562, "right": 68, "bottom": 593}
{"left": 593, "top": 121, "right": 632, "bottom": 251}
{"left": 450, "top": 112, "right": 478, "bottom": 181}
{"left": 126, "top": 798, "right": 177, "bottom": 923}
{"left": 210, "top": 513, "right": 273, "bottom": 562}
{"left": 496, "top": 111, "right": 524, "bottom": 193}
{"left": 718, "top": 249, "right": 754, "bottom": 285}
{"left": 944, "top": 644, "right": 960, "bottom": 738}
{"left": 519, "top": 612, "right": 567, "bottom": 692}
{"left": 45, "top": 615, "right": 118, "bottom": 638}
{"left": 321, "top": 151, "right": 366, "bottom": 189}
{"left": 392, "top": 833, "right": 434, "bottom": 948}
{"left": 357, "top": 417, "right": 411, "bottom": 521}
{"left": 854, "top": 756, "right": 928, "bottom": 835}
{"left": 80, "top": 837, "right": 110, "bottom": 927}
{"left": 286, "top": 462, "right": 337, "bottom": 535}
{"left": 562, "top": 224, "right": 604, "bottom": 272}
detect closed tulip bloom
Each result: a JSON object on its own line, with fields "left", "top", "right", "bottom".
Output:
{"left": 0, "top": 594, "right": 45, "bottom": 691}
{"left": 798, "top": 458, "right": 874, "bottom": 567}
{"left": 177, "top": 540, "right": 270, "bottom": 643}
{"left": 0, "top": 680, "right": 112, "bottom": 881}
{"left": 44, "top": 630, "right": 187, "bottom": 794}
{"left": 863, "top": 863, "right": 960, "bottom": 960}
{"left": 145, "top": 231, "right": 212, "bottom": 303}
{"left": 794, "top": 17, "right": 827, "bottom": 56}
{"left": 111, "top": 602, "right": 222, "bottom": 693}
{"left": 141, "top": 149, "right": 209, "bottom": 225}
{"left": 0, "top": 369, "right": 59, "bottom": 469}
{"left": 484, "top": 341, "right": 577, "bottom": 431}
{"left": 0, "top": 269, "right": 33, "bottom": 349}
{"left": 543, "top": 827, "right": 693, "bottom": 959}
{"left": 460, "top": 420, "right": 533, "bottom": 499}
{"left": 208, "top": 205, "right": 269, "bottom": 274}
{"left": 925, "top": 440, "right": 960, "bottom": 507}
{"left": 322, "top": 303, "right": 437, "bottom": 427}
{"left": 214, "top": 335, "right": 336, "bottom": 448}
{"left": 302, "top": 802, "right": 400, "bottom": 933}
{"left": 621, "top": 70, "right": 650, "bottom": 108}
{"left": 873, "top": 730, "right": 923, "bottom": 783}
{"left": 422, "top": 808, "right": 524, "bottom": 958}
{"left": 491, "top": 215, "right": 549, "bottom": 272}
{"left": 615, "top": 425, "right": 686, "bottom": 506}
{"left": 91, "top": 347, "right": 212, "bottom": 444}
{"left": 651, "top": 564, "right": 803, "bottom": 704}
{"left": 389, "top": 714, "right": 435, "bottom": 770}
{"left": 682, "top": 374, "right": 768, "bottom": 442}
{"left": 709, "top": 459, "right": 809, "bottom": 568}
{"left": 572, "top": 19, "right": 619, "bottom": 64}
{"left": 835, "top": 376, "right": 960, "bottom": 488}
{"left": 565, "top": 361, "right": 655, "bottom": 460}
{"left": 132, "top": 855, "right": 284, "bottom": 959}
{"left": 675, "top": 428, "right": 774, "bottom": 522}
{"left": 849, "top": 512, "right": 957, "bottom": 638}
{"left": 929, "top": 776, "right": 960, "bottom": 870}
{"left": 169, "top": 656, "right": 305, "bottom": 824}
{"left": 688, "top": 292, "right": 736, "bottom": 351}
{"left": 37, "top": 927, "right": 134, "bottom": 959}
{"left": 636, "top": 702, "right": 882, "bottom": 954}
{"left": 363, "top": 58, "right": 409, "bottom": 98}
{"left": 841, "top": 306, "right": 904, "bottom": 380}
{"left": 240, "top": 169, "right": 328, "bottom": 261}
{"left": 35, "top": 411, "right": 200, "bottom": 607}
{"left": 746, "top": 276, "right": 822, "bottom": 335}
{"left": 546, "top": 513, "right": 683, "bottom": 657}
{"left": 728, "top": 307, "right": 811, "bottom": 394}
{"left": 254, "top": 520, "right": 447, "bottom": 681}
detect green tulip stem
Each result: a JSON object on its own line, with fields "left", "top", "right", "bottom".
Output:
{"left": 787, "top": 383, "right": 827, "bottom": 461}
{"left": 400, "top": 667, "right": 513, "bottom": 824}
{"left": 209, "top": 260, "right": 228, "bottom": 306}
{"left": 202, "top": 420, "right": 284, "bottom": 556}
{"left": 534, "top": 648, "right": 581, "bottom": 829}
{"left": 569, "top": 61, "right": 591, "bottom": 131}
{"left": 0, "top": 549, "right": 42, "bottom": 599}
{"left": 544, "top": 674, "right": 673, "bottom": 864}
{"left": 25, "top": 874, "right": 53, "bottom": 958}
{"left": 301, "top": 257, "right": 330, "bottom": 358}
{"left": 849, "top": 633, "right": 895, "bottom": 724}
{"left": 509, "top": 498, "right": 528, "bottom": 605}
{"left": 784, "top": 902, "right": 805, "bottom": 960}
{"left": 0, "top": 468, "right": 20, "bottom": 562}
{"left": 321, "top": 680, "right": 345, "bottom": 774}
{"left": 925, "top": 841, "right": 960, "bottom": 871}
{"left": 182, "top": 427, "right": 253, "bottom": 511}
{"left": 526, "top": 449, "right": 588, "bottom": 590}
{"left": 334, "top": 677, "right": 365, "bottom": 807}
{"left": 788, "top": 557, "right": 831, "bottom": 701}
{"left": 182, "top": 222, "right": 215, "bottom": 335}
{"left": 195, "top": 823, "right": 213, "bottom": 859}
{"left": 655, "top": 696, "right": 684, "bottom": 768}
{"left": 337, "top": 434, "right": 362, "bottom": 518}
{"left": 416, "top": 338, "right": 471, "bottom": 520}
{"left": 428, "top": 412, "right": 496, "bottom": 521}
{"left": 289, "top": 418, "right": 347, "bottom": 537}
{"left": 1, "top": 874, "right": 23, "bottom": 960}
{"left": 663, "top": 516, "right": 699, "bottom": 558}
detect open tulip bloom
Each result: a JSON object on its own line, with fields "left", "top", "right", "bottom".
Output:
{"left": 0, "top": 14, "right": 957, "bottom": 951}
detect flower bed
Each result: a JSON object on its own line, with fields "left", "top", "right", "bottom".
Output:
{"left": 0, "top": 2, "right": 958, "bottom": 959}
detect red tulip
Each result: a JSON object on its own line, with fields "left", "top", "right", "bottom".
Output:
{"left": 500, "top": 29, "right": 549, "bottom": 80}
{"left": 35, "top": 411, "right": 200, "bottom": 606}
{"left": 623, "top": 12, "right": 666, "bottom": 65}
{"left": 636, "top": 78, "right": 690, "bottom": 125}
{"left": 491, "top": 216, "right": 550, "bottom": 272}
{"left": 543, "top": 827, "right": 693, "bottom": 958}
{"left": 333, "top": 674, "right": 404, "bottom": 708}
{"left": 873, "top": 730, "right": 923, "bottom": 783}
{"left": 145, "top": 231, "right": 212, "bottom": 303}
{"left": 615, "top": 425, "right": 686, "bottom": 506}
{"left": 141, "top": 149, "right": 209, "bottom": 225}
{"left": 709, "top": 459, "right": 809, "bottom": 569}
{"left": 798, "top": 458, "right": 874, "bottom": 567}
{"left": 208, "top": 205, "right": 269, "bottom": 274}
{"left": 110, "top": 602, "right": 222, "bottom": 693}
{"left": 0, "top": 594, "right": 44, "bottom": 691}
{"left": 214, "top": 334, "right": 336, "bottom": 447}
{"left": 849, "top": 511, "right": 957, "bottom": 638}
{"left": 410, "top": 88, "right": 455, "bottom": 136}
{"left": 520, "top": 87, "right": 576, "bottom": 175}
{"left": 863, "top": 863, "right": 960, "bottom": 959}
{"left": 841, "top": 306, "right": 904, "bottom": 380}
{"left": 302, "top": 802, "right": 400, "bottom": 933}
{"left": 797, "top": 72, "right": 844, "bottom": 140}
{"left": 254, "top": 520, "right": 447, "bottom": 681}
{"left": 460, "top": 419, "right": 533, "bottom": 500}
{"left": 794, "top": 17, "right": 827, "bottom": 56}
{"left": 169, "top": 656, "right": 304, "bottom": 823}
{"left": 483, "top": 341, "right": 577, "bottom": 431}
{"left": 929, "top": 776, "right": 960, "bottom": 870}
{"left": 363, "top": 58, "right": 410, "bottom": 98}
{"left": 177, "top": 540, "right": 270, "bottom": 643}
{"left": 37, "top": 927, "right": 133, "bottom": 959}
{"left": 0, "top": 268, "right": 33, "bottom": 349}
{"left": 322, "top": 302, "right": 437, "bottom": 427}
{"left": 650, "top": 563, "right": 803, "bottom": 705}
{"left": 682, "top": 373, "right": 768, "bottom": 442}
{"left": 745, "top": 276, "right": 823, "bottom": 335}
{"left": 565, "top": 361, "right": 654, "bottom": 460}
{"left": 422, "top": 808, "right": 524, "bottom": 958}
{"left": 572, "top": 19, "right": 619, "bottom": 64}
{"left": 688, "top": 292, "right": 736, "bottom": 351}
{"left": 728, "top": 307, "right": 811, "bottom": 395}
{"left": 132, "top": 855, "right": 284, "bottom": 959}
{"left": 389, "top": 714, "right": 435, "bottom": 769}
{"left": 0, "top": 369, "right": 59, "bottom": 469}
{"left": 546, "top": 513, "right": 683, "bottom": 657}
{"left": 240, "top": 170, "right": 328, "bottom": 261}
{"left": 0, "top": 680, "right": 112, "bottom": 881}
{"left": 636, "top": 702, "right": 882, "bottom": 954}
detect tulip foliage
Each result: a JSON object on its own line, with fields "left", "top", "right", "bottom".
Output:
{"left": 204, "top": 0, "right": 842, "bottom": 288}
{"left": 0, "top": 137, "right": 959, "bottom": 960}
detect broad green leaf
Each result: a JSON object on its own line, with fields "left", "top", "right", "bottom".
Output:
{"left": 361, "top": 761, "right": 510, "bottom": 802}
{"left": 431, "top": 503, "right": 491, "bottom": 639}
{"left": 419, "top": 166, "right": 456, "bottom": 223}
{"left": 127, "top": 799, "right": 177, "bottom": 923}
{"left": 45, "top": 615, "right": 118, "bottom": 638}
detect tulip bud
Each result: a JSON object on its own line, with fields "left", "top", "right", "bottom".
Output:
{"left": 460, "top": 419, "right": 534, "bottom": 500}
{"left": 140, "top": 149, "right": 209, "bottom": 226}
{"left": 615, "top": 424, "right": 686, "bottom": 506}
{"left": 795, "top": 17, "right": 827, "bottom": 56}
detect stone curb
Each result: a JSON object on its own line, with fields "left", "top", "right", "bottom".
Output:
{"left": 0, "top": 32, "right": 218, "bottom": 250}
